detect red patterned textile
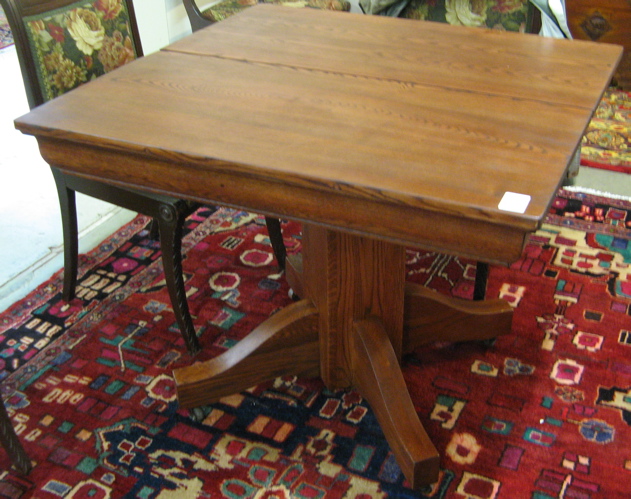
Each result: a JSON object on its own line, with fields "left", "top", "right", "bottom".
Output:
{"left": 1, "top": 191, "right": 631, "bottom": 497}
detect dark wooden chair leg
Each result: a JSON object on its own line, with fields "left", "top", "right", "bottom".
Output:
{"left": 50, "top": 168, "right": 201, "bottom": 355}
{"left": 158, "top": 204, "right": 201, "bottom": 356}
{"left": 4, "top": 0, "right": 208, "bottom": 357}
{"left": 265, "top": 216, "right": 287, "bottom": 270}
{"left": 473, "top": 261, "right": 500, "bottom": 347}
{"left": 0, "top": 398, "right": 31, "bottom": 474}
{"left": 51, "top": 168, "right": 78, "bottom": 302}
{"left": 182, "top": 0, "right": 213, "bottom": 32}
{"left": 473, "top": 262, "right": 489, "bottom": 301}
{"left": 148, "top": 219, "right": 159, "bottom": 239}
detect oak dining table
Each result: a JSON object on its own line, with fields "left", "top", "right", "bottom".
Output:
{"left": 14, "top": 5, "right": 622, "bottom": 489}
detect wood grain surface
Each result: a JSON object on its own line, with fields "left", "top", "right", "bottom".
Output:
{"left": 13, "top": 7, "right": 623, "bottom": 488}
{"left": 15, "top": 6, "right": 622, "bottom": 263}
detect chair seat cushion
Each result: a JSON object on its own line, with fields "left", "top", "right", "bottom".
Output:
{"left": 400, "top": 0, "right": 531, "bottom": 32}
{"left": 202, "top": 0, "right": 351, "bottom": 23}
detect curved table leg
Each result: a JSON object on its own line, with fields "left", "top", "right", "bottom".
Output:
{"left": 174, "top": 299, "right": 320, "bottom": 408}
{"left": 353, "top": 316, "right": 440, "bottom": 489}
{"left": 404, "top": 282, "right": 513, "bottom": 353}
{"left": 474, "top": 261, "right": 489, "bottom": 301}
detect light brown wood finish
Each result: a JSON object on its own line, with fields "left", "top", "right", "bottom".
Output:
{"left": 293, "top": 229, "right": 447, "bottom": 486}
{"left": 404, "top": 283, "right": 514, "bottom": 352}
{"left": 15, "top": 7, "right": 622, "bottom": 264}
{"left": 353, "top": 316, "right": 440, "bottom": 487}
{"left": 165, "top": 6, "right": 617, "bottom": 108}
{"left": 173, "top": 299, "right": 320, "bottom": 408}
{"left": 14, "top": 5, "right": 622, "bottom": 489}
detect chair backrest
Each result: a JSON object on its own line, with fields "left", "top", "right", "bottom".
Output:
{"left": 183, "top": 0, "right": 351, "bottom": 33}
{"left": 399, "top": 0, "right": 535, "bottom": 33}
{"left": 0, "top": 0, "right": 143, "bottom": 109}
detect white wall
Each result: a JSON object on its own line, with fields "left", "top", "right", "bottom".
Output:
{"left": 166, "top": 0, "right": 195, "bottom": 43}
{"left": 133, "top": 0, "right": 193, "bottom": 54}
{"left": 135, "top": 0, "right": 363, "bottom": 52}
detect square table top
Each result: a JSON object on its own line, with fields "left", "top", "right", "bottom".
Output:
{"left": 15, "top": 5, "right": 622, "bottom": 264}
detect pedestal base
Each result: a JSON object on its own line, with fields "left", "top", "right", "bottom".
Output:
{"left": 173, "top": 225, "right": 513, "bottom": 489}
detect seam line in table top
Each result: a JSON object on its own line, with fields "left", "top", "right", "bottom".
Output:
{"left": 160, "top": 48, "right": 603, "bottom": 112}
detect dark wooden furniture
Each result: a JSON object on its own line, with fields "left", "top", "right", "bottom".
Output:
{"left": 14, "top": 6, "right": 622, "bottom": 489}
{"left": 0, "top": 397, "right": 31, "bottom": 474}
{"left": 182, "top": 0, "right": 210, "bottom": 32}
{"left": 0, "top": 0, "right": 201, "bottom": 355}
{"left": 1, "top": 0, "right": 287, "bottom": 356}
{"left": 566, "top": 0, "right": 631, "bottom": 89}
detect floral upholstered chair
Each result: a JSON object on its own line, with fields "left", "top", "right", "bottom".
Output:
{"left": 0, "top": 0, "right": 199, "bottom": 353}
{"left": 361, "top": 0, "right": 535, "bottom": 33}
{"left": 1, "top": 0, "right": 202, "bottom": 356}
{"left": 399, "top": 0, "right": 533, "bottom": 32}
{"left": 183, "top": 0, "right": 351, "bottom": 32}
{"left": 0, "top": 0, "right": 288, "bottom": 474}
{"left": 2, "top": 0, "right": 288, "bottom": 356}
{"left": 3, "top": 0, "right": 211, "bottom": 356}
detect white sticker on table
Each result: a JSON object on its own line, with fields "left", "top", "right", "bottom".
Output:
{"left": 498, "top": 192, "right": 531, "bottom": 214}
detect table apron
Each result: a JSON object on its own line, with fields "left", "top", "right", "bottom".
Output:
{"left": 37, "top": 137, "right": 532, "bottom": 265}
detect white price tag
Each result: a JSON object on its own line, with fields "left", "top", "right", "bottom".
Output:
{"left": 498, "top": 192, "right": 531, "bottom": 214}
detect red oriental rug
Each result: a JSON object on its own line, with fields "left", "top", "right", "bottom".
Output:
{"left": 580, "top": 88, "right": 631, "bottom": 174}
{"left": 2, "top": 190, "right": 631, "bottom": 498}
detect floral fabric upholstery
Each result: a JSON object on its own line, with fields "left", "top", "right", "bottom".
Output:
{"left": 400, "top": 0, "right": 532, "bottom": 32}
{"left": 201, "top": 0, "right": 351, "bottom": 24}
{"left": 24, "top": 0, "right": 138, "bottom": 102}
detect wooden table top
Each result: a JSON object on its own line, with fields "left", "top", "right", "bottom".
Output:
{"left": 15, "top": 5, "right": 622, "bottom": 264}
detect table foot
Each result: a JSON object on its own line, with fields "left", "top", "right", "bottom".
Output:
{"left": 352, "top": 317, "right": 440, "bottom": 489}
{"left": 173, "top": 299, "right": 320, "bottom": 408}
{"left": 403, "top": 282, "right": 513, "bottom": 353}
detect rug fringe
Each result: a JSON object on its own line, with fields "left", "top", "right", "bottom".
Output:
{"left": 563, "top": 185, "right": 631, "bottom": 202}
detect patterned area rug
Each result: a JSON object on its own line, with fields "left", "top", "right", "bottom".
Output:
{"left": 581, "top": 88, "right": 631, "bottom": 174}
{"left": 0, "top": 5, "right": 13, "bottom": 50}
{"left": 2, "top": 191, "right": 631, "bottom": 497}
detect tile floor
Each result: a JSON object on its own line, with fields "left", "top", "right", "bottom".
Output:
{"left": 1, "top": 42, "right": 631, "bottom": 314}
